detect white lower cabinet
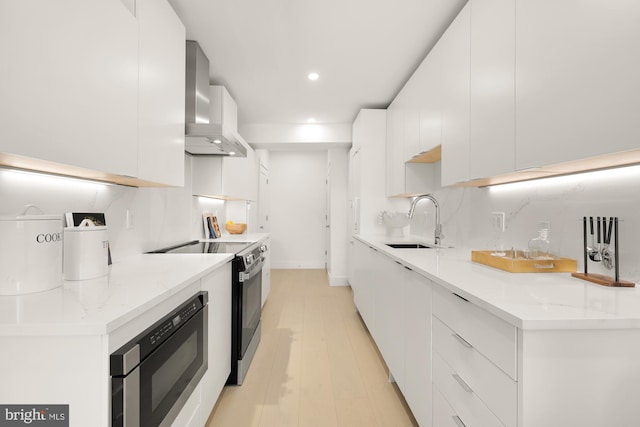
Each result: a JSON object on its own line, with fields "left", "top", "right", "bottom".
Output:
{"left": 171, "top": 383, "right": 202, "bottom": 427}
{"left": 433, "top": 285, "right": 516, "bottom": 427}
{"left": 200, "top": 262, "right": 232, "bottom": 422}
{"left": 401, "top": 267, "right": 432, "bottom": 427}
{"left": 261, "top": 238, "right": 271, "bottom": 307}
{"left": 433, "top": 353, "right": 504, "bottom": 427}
{"left": 352, "top": 241, "right": 432, "bottom": 426}
{"left": 352, "top": 240, "right": 640, "bottom": 427}
{"left": 432, "top": 285, "right": 516, "bottom": 379}
{"left": 373, "top": 252, "right": 404, "bottom": 384}
{"left": 433, "top": 386, "right": 462, "bottom": 427}
{"left": 352, "top": 240, "right": 376, "bottom": 334}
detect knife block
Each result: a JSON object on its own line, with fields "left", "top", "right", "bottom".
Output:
{"left": 572, "top": 217, "right": 634, "bottom": 287}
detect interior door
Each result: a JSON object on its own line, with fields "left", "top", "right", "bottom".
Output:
{"left": 325, "top": 160, "right": 331, "bottom": 271}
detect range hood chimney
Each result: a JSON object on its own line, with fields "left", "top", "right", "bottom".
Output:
{"left": 184, "top": 41, "right": 247, "bottom": 157}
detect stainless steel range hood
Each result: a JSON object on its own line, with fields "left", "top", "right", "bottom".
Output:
{"left": 184, "top": 41, "right": 247, "bottom": 157}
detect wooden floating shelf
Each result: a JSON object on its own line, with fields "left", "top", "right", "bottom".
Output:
{"left": 406, "top": 145, "right": 441, "bottom": 164}
{"left": 471, "top": 250, "right": 577, "bottom": 273}
{"left": 571, "top": 272, "right": 635, "bottom": 288}
{"left": 455, "top": 148, "right": 640, "bottom": 188}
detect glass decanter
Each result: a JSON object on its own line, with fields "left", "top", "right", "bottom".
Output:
{"left": 528, "top": 221, "right": 553, "bottom": 260}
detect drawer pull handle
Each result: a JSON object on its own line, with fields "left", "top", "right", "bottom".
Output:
{"left": 453, "top": 292, "right": 469, "bottom": 302}
{"left": 452, "top": 333, "right": 473, "bottom": 348}
{"left": 452, "top": 415, "right": 467, "bottom": 427}
{"left": 452, "top": 373, "right": 473, "bottom": 393}
{"left": 534, "top": 263, "right": 555, "bottom": 269}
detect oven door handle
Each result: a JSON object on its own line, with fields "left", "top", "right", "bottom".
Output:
{"left": 239, "top": 258, "right": 264, "bottom": 282}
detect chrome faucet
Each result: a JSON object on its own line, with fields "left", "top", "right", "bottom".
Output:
{"left": 407, "top": 194, "right": 444, "bottom": 245}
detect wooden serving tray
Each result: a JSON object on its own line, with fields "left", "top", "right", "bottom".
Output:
{"left": 471, "top": 250, "right": 577, "bottom": 273}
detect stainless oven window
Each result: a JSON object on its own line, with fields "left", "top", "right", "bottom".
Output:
{"left": 241, "top": 271, "right": 262, "bottom": 356}
{"left": 112, "top": 292, "right": 208, "bottom": 427}
{"left": 139, "top": 308, "right": 207, "bottom": 427}
{"left": 151, "top": 331, "right": 198, "bottom": 411}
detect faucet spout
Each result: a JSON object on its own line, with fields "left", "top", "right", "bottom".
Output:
{"left": 407, "top": 194, "right": 443, "bottom": 245}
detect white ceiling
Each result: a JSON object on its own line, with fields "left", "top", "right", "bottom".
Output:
{"left": 168, "top": 0, "right": 467, "bottom": 127}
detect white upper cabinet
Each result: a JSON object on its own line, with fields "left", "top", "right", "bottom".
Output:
{"left": 403, "top": 109, "right": 421, "bottom": 164}
{"left": 0, "top": 0, "right": 139, "bottom": 177}
{"left": 440, "top": 3, "right": 471, "bottom": 186}
{"left": 399, "top": 41, "right": 443, "bottom": 163}
{"left": 222, "top": 141, "right": 259, "bottom": 201}
{"left": 386, "top": 103, "right": 406, "bottom": 196}
{"left": 469, "top": 0, "right": 515, "bottom": 180}
{"left": 192, "top": 142, "right": 259, "bottom": 201}
{"left": 399, "top": 76, "right": 421, "bottom": 162}
{"left": 137, "top": 0, "right": 186, "bottom": 186}
{"left": 352, "top": 110, "right": 387, "bottom": 233}
{"left": 0, "top": 0, "right": 186, "bottom": 186}
{"left": 515, "top": 0, "right": 640, "bottom": 170}
{"left": 418, "top": 43, "right": 442, "bottom": 155}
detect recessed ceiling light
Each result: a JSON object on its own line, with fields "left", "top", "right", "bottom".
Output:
{"left": 228, "top": 151, "right": 236, "bottom": 156}
{"left": 307, "top": 118, "right": 316, "bottom": 123}
{"left": 213, "top": 139, "right": 222, "bottom": 144}
{"left": 308, "top": 72, "right": 319, "bottom": 81}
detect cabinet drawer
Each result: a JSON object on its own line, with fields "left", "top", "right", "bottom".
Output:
{"left": 433, "top": 285, "right": 516, "bottom": 379}
{"left": 433, "top": 352, "right": 505, "bottom": 427}
{"left": 433, "top": 317, "right": 516, "bottom": 427}
{"left": 433, "top": 387, "right": 462, "bottom": 427}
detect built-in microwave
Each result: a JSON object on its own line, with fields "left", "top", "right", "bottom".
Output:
{"left": 110, "top": 291, "right": 208, "bottom": 427}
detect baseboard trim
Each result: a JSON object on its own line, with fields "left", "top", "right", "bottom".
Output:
{"left": 328, "top": 273, "right": 348, "bottom": 287}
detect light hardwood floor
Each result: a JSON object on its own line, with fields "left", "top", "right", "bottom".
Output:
{"left": 205, "top": 269, "right": 418, "bottom": 427}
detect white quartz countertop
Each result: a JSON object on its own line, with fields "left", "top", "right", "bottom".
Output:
{"left": 203, "top": 232, "right": 270, "bottom": 244}
{"left": 0, "top": 253, "right": 233, "bottom": 336}
{"left": 356, "top": 234, "right": 640, "bottom": 330}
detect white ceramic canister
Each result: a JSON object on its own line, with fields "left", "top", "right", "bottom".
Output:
{"left": 63, "top": 220, "right": 109, "bottom": 281}
{"left": 0, "top": 208, "right": 63, "bottom": 295}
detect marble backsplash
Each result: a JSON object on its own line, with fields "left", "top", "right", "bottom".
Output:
{"left": 4, "top": 154, "right": 640, "bottom": 283}
{"left": 0, "top": 156, "right": 226, "bottom": 262}
{"left": 407, "top": 164, "right": 640, "bottom": 283}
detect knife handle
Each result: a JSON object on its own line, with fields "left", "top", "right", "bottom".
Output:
{"left": 597, "top": 217, "right": 601, "bottom": 244}
{"left": 589, "top": 216, "right": 594, "bottom": 236}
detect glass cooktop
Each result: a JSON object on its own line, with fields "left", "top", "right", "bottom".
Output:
{"left": 148, "top": 240, "right": 252, "bottom": 254}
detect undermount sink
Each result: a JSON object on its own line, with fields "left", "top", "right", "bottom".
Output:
{"left": 385, "top": 243, "right": 434, "bottom": 249}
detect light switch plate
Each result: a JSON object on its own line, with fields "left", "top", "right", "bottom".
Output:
{"left": 491, "top": 212, "right": 505, "bottom": 232}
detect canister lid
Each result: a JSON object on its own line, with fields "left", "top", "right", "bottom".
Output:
{"left": 64, "top": 225, "right": 108, "bottom": 232}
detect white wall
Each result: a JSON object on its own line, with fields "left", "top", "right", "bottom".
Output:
{"left": 269, "top": 151, "right": 328, "bottom": 269}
